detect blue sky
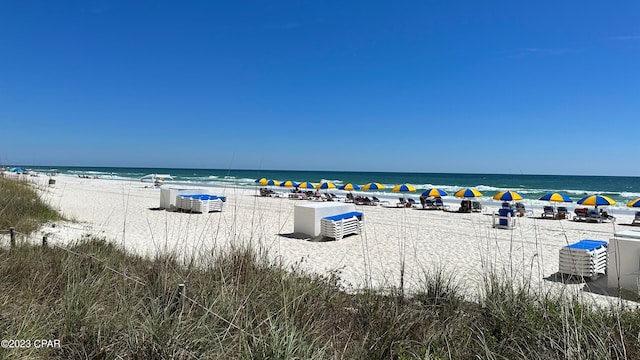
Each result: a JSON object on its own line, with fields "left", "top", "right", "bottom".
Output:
{"left": 1, "top": 1, "right": 639, "bottom": 176}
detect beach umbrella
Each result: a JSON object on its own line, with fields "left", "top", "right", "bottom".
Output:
{"left": 539, "top": 192, "right": 572, "bottom": 203}
{"left": 340, "top": 183, "right": 361, "bottom": 191}
{"left": 454, "top": 188, "right": 483, "bottom": 198}
{"left": 264, "top": 179, "right": 280, "bottom": 186}
{"left": 627, "top": 198, "right": 640, "bottom": 208}
{"left": 393, "top": 184, "right": 416, "bottom": 204}
{"left": 362, "top": 182, "right": 384, "bottom": 191}
{"left": 492, "top": 190, "right": 524, "bottom": 202}
{"left": 10, "top": 167, "right": 26, "bottom": 173}
{"left": 255, "top": 177, "right": 268, "bottom": 185}
{"left": 577, "top": 195, "right": 616, "bottom": 207}
{"left": 279, "top": 180, "right": 300, "bottom": 188}
{"left": 298, "top": 182, "right": 316, "bottom": 189}
{"left": 392, "top": 184, "right": 416, "bottom": 193}
{"left": 317, "top": 181, "right": 336, "bottom": 190}
{"left": 421, "top": 188, "right": 448, "bottom": 198}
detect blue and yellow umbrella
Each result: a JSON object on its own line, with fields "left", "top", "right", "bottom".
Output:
{"left": 362, "top": 182, "right": 384, "bottom": 191}
{"left": 265, "top": 179, "right": 280, "bottom": 186}
{"left": 392, "top": 184, "right": 416, "bottom": 193}
{"left": 627, "top": 198, "right": 640, "bottom": 208}
{"left": 279, "top": 180, "right": 300, "bottom": 188}
{"left": 298, "top": 182, "right": 316, "bottom": 189}
{"left": 340, "top": 183, "right": 361, "bottom": 191}
{"left": 454, "top": 188, "right": 483, "bottom": 198}
{"left": 493, "top": 190, "right": 524, "bottom": 202}
{"left": 255, "top": 177, "right": 268, "bottom": 185}
{"left": 577, "top": 195, "right": 616, "bottom": 207}
{"left": 539, "top": 192, "right": 572, "bottom": 203}
{"left": 421, "top": 188, "right": 448, "bottom": 197}
{"left": 317, "top": 181, "right": 336, "bottom": 190}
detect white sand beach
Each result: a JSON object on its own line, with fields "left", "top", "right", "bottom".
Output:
{"left": 24, "top": 174, "right": 640, "bottom": 306}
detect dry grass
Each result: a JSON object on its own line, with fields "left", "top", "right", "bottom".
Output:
{"left": 2, "top": 175, "right": 640, "bottom": 359}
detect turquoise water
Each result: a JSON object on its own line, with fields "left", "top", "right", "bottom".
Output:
{"left": 22, "top": 166, "right": 640, "bottom": 208}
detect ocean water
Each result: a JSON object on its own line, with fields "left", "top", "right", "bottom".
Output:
{"left": 22, "top": 166, "right": 640, "bottom": 211}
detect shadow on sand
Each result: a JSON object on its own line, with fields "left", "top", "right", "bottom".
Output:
{"left": 278, "top": 232, "right": 361, "bottom": 242}
{"left": 278, "top": 232, "right": 328, "bottom": 242}
{"left": 544, "top": 272, "right": 640, "bottom": 303}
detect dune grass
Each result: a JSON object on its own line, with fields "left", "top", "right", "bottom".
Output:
{"left": 1, "top": 238, "right": 640, "bottom": 359}
{"left": 0, "top": 175, "right": 61, "bottom": 233}
{"left": 2, "top": 175, "right": 640, "bottom": 359}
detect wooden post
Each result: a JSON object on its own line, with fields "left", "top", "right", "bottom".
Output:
{"left": 9, "top": 227, "right": 15, "bottom": 247}
{"left": 42, "top": 236, "right": 48, "bottom": 248}
{"left": 177, "top": 283, "right": 185, "bottom": 309}
{"left": 170, "top": 283, "right": 185, "bottom": 316}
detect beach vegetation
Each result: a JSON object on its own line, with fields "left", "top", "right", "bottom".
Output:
{"left": 3, "top": 176, "right": 640, "bottom": 359}
{"left": 0, "top": 175, "right": 62, "bottom": 234}
{"left": 1, "top": 237, "right": 640, "bottom": 359}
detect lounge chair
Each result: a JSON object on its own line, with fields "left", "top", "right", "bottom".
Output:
{"left": 407, "top": 198, "right": 417, "bottom": 208}
{"left": 493, "top": 208, "right": 517, "bottom": 229}
{"left": 458, "top": 200, "right": 472, "bottom": 213}
{"left": 633, "top": 211, "right": 640, "bottom": 225}
{"left": 472, "top": 201, "right": 482, "bottom": 212}
{"left": 434, "top": 198, "right": 445, "bottom": 210}
{"left": 515, "top": 202, "right": 529, "bottom": 217}
{"left": 557, "top": 206, "right": 569, "bottom": 220}
{"left": 586, "top": 209, "right": 604, "bottom": 223}
{"left": 345, "top": 193, "right": 355, "bottom": 203}
{"left": 397, "top": 197, "right": 407, "bottom": 208}
{"left": 177, "top": 194, "right": 224, "bottom": 213}
{"left": 371, "top": 196, "right": 381, "bottom": 205}
{"left": 541, "top": 206, "right": 556, "bottom": 219}
{"left": 573, "top": 208, "right": 588, "bottom": 221}
{"left": 355, "top": 196, "right": 372, "bottom": 206}
{"left": 558, "top": 240, "right": 608, "bottom": 279}
{"left": 320, "top": 211, "right": 363, "bottom": 240}
{"left": 423, "top": 198, "right": 434, "bottom": 209}
{"left": 259, "top": 188, "right": 269, "bottom": 197}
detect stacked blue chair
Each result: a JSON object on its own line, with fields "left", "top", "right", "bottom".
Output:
{"left": 176, "top": 194, "right": 225, "bottom": 213}
{"left": 558, "top": 239, "right": 607, "bottom": 280}
{"left": 493, "top": 208, "right": 516, "bottom": 229}
{"left": 320, "top": 212, "right": 363, "bottom": 240}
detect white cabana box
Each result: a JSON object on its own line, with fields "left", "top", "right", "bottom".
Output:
{"left": 160, "top": 187, "right": 208, "bottom": 211}
{"left": 294, "top": 202, "right": 356, "bottom": 237}
{"left": 607, "top": 230, "right": 640, "bottom": 293}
